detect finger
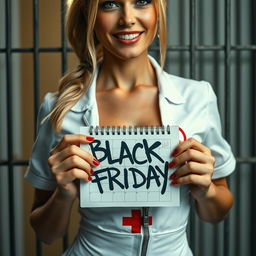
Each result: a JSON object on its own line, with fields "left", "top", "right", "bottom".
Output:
{"left": 171, "top": 174, "right": 211, "bottom": 188}
{"left": 49, "top": 144, "right": 99, "bottom": 167}
{"left": 172, "top": 138, "right": 211, "bottom": 157}
{"left": 52, "top": 155, "right": 93, "bottom": 176}
{"left": 169, "top": 149, "right": 214, "bottom": 168}
{"left": 171, "top": 161, "right": 213, "bottom": 180}
{"left": 56, "top": 168, "right": 92, "bottom": 186}
{"left": 50, "top": 134, "right": 95, "bottom": 155}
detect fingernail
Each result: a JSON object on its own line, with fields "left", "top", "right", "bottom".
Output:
{"left": 171, "top": 180, "right": 178, "bottom": 185}
{"left": 170, "top": 173, "right": 176, "bottom": 180}
{"left": 88, "top": 176, "right": 92, "bottom": 181}
{"left": 93, "top": 158, "right": 100, "bottom": 166}
{"left": 86, "top": 136, "right": 95, "bottom": 142}
{"left": 171, "top": 149, "right": 178, "bottom": 157}
{"left": 169, "top": 161, "right": 175, "bottom": 168}
{"left": 90, "top": 169, "right": 95, "bottom": 175}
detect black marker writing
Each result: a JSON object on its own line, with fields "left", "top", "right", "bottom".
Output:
{"left": 89, "top": 139, "right": 164, "bottom": 165}
{"left": 91, "top": 162, "right": 169, "bottom": 195}
{"left": 143, "top": 139, "right": 165, "bottom": 164}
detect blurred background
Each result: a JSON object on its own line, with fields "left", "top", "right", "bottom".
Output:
{"left": 0, "top": 0, "right": 255, "bottom": 255}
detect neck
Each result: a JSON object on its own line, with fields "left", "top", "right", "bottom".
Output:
{"left": 97, "top": 51, "right": 156, "bottom": 92}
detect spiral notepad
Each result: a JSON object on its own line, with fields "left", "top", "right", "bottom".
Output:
{"left": 80, "top": 125, "right": 180, "bottom": 207}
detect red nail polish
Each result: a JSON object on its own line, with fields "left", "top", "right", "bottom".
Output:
{"left": 86, "top": 136, "right": 95, "bottom": 142}
{"left": 93, "top": 158, "right": 100, "bottom": 166}
{"left": 170, "top": 173, "right": 176, "bottom": 180}
{"left": 90, "top": 169, "right": 95, "bottom": 175}
{"left": 171, "top": 180, "right": 178, "bottom": 185}
{"left": 171, "top": 149, "right": 178, "bottom": 157}
{"left": 169, "top": 161, "right": 175, "bottom": 168}
{"left": 88, "top": 176, "right": 92, "bottom": 181}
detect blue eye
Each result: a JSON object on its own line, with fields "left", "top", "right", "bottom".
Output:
{"left": 136, "top": 0, "right": 152, "bottom": 6}
{"left": 99, "top": 1, "right": 119, "bottom": 9}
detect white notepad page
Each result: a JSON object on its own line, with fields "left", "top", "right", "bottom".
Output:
{"left": 80, "top": 126, "right": 180, "bottom": 207}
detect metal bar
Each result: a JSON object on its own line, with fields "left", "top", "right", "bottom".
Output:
{"left": 61, "top": 0, "right": 68, "bottom": 75}
{"left": 224, "top": 0, "right": 231, "bottom": 255}
{"left": 188, "top": 0, "right": 197, "bottom": 254}
{"left": 1, "top": 45, "right": 256, "bottom": 54}
{"left": 1, "top": 157, "right": 255, "bottom": 166}
{"left": 0, "top": 47, "right": 73, "bottom": 53}
{"left": 235, "top": 0, "right": 242, "bottom": 254}
{"left": 213, "top": 2, "right": 220, "bottom": 253}
{"left": 5, "top": 0, "right": 15, "bottom": 255}
{"left": 0, "top": 160, "right": 29, "bottom": 166}
{"left": 251, "top": 0, "right": 256, "bottom": 254}
{"left": 155, "top": 45, "right": 256, "bottom": 52}
{"left": 61, "top": 0, "right": 69, "bottom": 252}
{"left": 232, "top": 45, "right": 256, "bottom": 50}
{"left": 33, "top": 1, "right": 43, "bottom": 255}
{"left": 36, "top": 240, "right": 43, "bottom": 256}
{"left": 190, "top": 0, "right": 196, "bottom": 78}
{"left": 33, "top": 0, "right": 40, "bottom": 133}
{"left": 197, "top": 45, "right": 225, "bottom": 51}
{"left": 236, "top": 157, "right": 256, "bottom": 163}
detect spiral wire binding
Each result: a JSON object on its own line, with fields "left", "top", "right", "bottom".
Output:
{"left": 88, "top": 125, "right": 171, "bottom": 136}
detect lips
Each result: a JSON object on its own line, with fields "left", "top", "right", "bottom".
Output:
{"left": 116, "top": 33, "right": 140, "bottom": 40}
{"left": 113, "top": 31, "right": 143, "bottom": 44}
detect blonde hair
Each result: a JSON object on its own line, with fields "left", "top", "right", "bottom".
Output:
{"left": 49, "top": 0, "right": 167, "bottom": 132}
{"left": 156, "top": 0, "right": 167, "bottom": 67}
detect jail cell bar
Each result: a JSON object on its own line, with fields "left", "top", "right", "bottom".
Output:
{"left": 0, "top": 0, "right": 256, "bottom": 256}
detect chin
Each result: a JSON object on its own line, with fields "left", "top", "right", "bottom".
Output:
{"left": 112, "top": 49, "right": 148, "bottom": 61}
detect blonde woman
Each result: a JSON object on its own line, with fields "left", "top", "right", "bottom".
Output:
{"left": 25, "top": 0, "right": 236, "bottom": 255}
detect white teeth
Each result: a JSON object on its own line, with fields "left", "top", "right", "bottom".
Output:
{"left": 116, "top": 33, "right": 140, "bottom": 40}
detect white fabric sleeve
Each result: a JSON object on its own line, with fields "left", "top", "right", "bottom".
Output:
{"left": 203, "top": 83, "right": 236, "bottom": 179}
{"left": 24, "top": 93, "right": 58, "bottom": 190}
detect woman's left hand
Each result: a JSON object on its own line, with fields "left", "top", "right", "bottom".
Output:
{"left": 169, "top": 138, "right": 215, "bottom": 199}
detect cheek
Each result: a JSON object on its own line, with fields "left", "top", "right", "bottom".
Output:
{"left": 141, "top": 10, "right": 157, "bottom": 33}
{"left": 95, "top": 14, "right": 116, "bottom": 37}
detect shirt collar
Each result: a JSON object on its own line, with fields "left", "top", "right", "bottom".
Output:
{"left": 148, "top": 55, "right": 185, "bottom": 105}
{"left": 71, "top": 55, "right": 184, "bottom": 112}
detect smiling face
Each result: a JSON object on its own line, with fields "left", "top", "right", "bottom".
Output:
{"left": 94, "top": 0, "right": 158, "bottom": 61}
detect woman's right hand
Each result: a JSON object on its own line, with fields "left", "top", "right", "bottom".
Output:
{"left": 48, "top": 134, "right": 100, "bottom": 200}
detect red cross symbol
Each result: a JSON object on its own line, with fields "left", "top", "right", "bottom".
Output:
{"left": 122, "top": 210, "right": 153, "bottom": 233}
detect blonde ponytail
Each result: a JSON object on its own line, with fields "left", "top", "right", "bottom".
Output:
{"left": 47, "top": 0, "right": 101, "bottom": 132}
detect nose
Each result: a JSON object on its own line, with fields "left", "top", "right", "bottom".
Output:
{"left": 119, "top": 4, "right": 136, "bottom": 27}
